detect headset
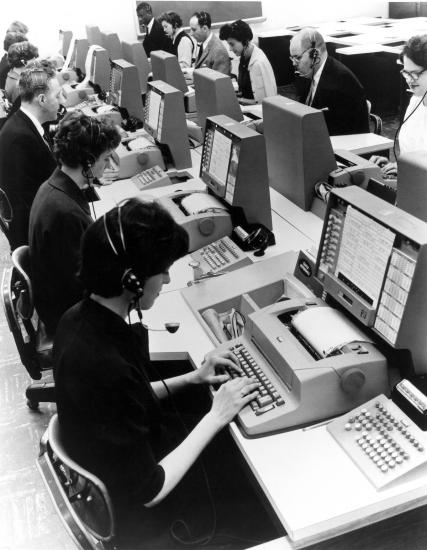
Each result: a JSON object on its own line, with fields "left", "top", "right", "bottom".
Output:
{"left": 103, "top": 201, "right": 146, "bottom": 300}
{"left": 308, "top": 31, "right": 320, "bottom": 69}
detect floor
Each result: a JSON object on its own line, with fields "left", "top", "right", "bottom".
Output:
{"left": 0, "top": 106, "right": 401, "bottom": 550}
{"left": 0, "top": 232, "right": 75, "bottom": 550}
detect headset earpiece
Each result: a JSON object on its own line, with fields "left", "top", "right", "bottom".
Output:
{"left": 121, "top": 268, "right": 145, "bottom": 297}
{"left": 309, "top": 34, "right": 320, "bottom": 68}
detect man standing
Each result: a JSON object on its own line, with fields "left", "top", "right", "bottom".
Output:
{"left": 190, "top": 11, "right": 230, "bottom": 75}
{"left": 289, "top": 28, "right": 369, "bottom": 136}
{"left": 136, "top": 2, "right": 174, "bottom": 57}
{"left": 0, "top": 60, "right": 60, "bottom": 249}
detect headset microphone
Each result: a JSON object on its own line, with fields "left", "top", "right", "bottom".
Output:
{"left": 146, "top": 322, "right": 180, "bottom": 333}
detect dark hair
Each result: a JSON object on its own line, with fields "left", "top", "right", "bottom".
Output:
{"left": 7, "top": 21, "right": 29, "bottom": 34}
{"left": 158, "top": 11, "right": 182, "bottom": 29}
{"left": 402, "top": 34, "right": 427, "bottom": 69}
{"left": 79, "top": 199, "right": 189, "bottom": 297}
{"left": 136, "top": 2, "right": 152, "bottom": 15}
{"left": 192, "top": 11, "right": 211, "bottom": 29}
{"left": 54, "top": 111, "right": 121, "bottom": 168}
{"left": 4, "top": 30, "right": 26, "bottom": 52}
{"left": 7, "top": 40, "right": 38, "bottom": 68}
{"left": 18, "top": 59, "right": 56, "bottom": 102}
{"left": 219, "top": 20, "right": 253, "bottom": 45}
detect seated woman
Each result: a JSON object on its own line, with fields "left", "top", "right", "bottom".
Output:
{"left": 53, "top": 198, "right": 274, "bottom": 547}
{"left": 219, "top": 20, "right": 277, "bottom": 105}
{"left": 29, "top": 111, "right": 121, "bottom": 337}
{"left": 371, "top": 34, "right": 427, "bottom": 178}
{"left": 159, "top": 11, "right": 194, "bottom": 68}
{"left": 5, "top": 40, "right": 38, "bottom": 103}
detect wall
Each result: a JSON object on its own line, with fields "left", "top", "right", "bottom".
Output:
{"left": 0, "top": 0, "right": 388, "bottom": 58}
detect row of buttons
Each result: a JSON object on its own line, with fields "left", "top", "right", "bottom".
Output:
{"left": 396, "top": 380, "right": 427, "bottom": 414}
{"left": 201, "top": 238, "right": 239, "bottom": 270}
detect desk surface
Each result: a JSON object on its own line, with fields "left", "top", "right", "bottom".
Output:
{"left": 330, "top": 133, "right": 393, "bottom": 156}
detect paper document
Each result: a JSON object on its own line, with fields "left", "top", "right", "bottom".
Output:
{"left": 181, "top": 193, "right": 227, "bottom": 215}
{"left": 335, "top": 206, "right": 394, "bottom": 307}
{"left": 291, "top": 306, "right": 372, "bottom": 358}
{"left": 127, "top": 136, "right": 153, "bottom": 150}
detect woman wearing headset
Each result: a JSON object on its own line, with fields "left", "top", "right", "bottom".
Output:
{"left": 29, "top": 111, "right": 121, "bottom": 337}
{"left": 371, "top": 34, "right": 427, "bottom": 178}
{"left": 53, "top": 198, "right": 272, "bottom": 547}
{"left": 219, "top": 19, "right": 277, "bottom": 105}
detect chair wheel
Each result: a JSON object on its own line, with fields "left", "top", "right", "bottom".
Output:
{"left": 27, "top": 399, "right": 39, "bottom": 410}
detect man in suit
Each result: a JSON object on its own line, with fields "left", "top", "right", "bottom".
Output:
{"left": 189, "top": 11, "right": 230, "bottom": 75}
{"left": 0, "top": 60, "right": 61, "bottom": 249}
{"left": 136, "top": 2, "right": 174, "bottom": 57}
{"left": 290, "top": 28, "right": 369, "bottom": 136}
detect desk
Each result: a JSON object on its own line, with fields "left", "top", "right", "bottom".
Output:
{"left": 330, "top": 133, "right": 393, "bottom": 156}
{"left": 96, "top": 133, "right": 427, "bottom": 550}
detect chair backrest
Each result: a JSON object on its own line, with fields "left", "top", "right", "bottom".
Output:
{"left": 366, "top": 99, "right": 383, "bottom": 135}
{"left": 11, "top": 245, "right": 34, "bottom": 320}
{"left": 0, "top": 187, "right": 13, "bottom": 249}
{"left": 1, "top": 265, "right": 42, "bottom": 379}
{"left": 37, "top": 414, "right": 115, "bottom": 550}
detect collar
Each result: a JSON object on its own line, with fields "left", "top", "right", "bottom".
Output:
{"left": 20, "top": 105, "right": 45, "bottom": 138}
{"left": 146, "top": 17, "right": 154, "bottom": 34}
{"left": 48, "top": 167, "right": 91, "bottom": 216}
{"left": 202, "top": 32, "right": 213, "bottom": 49}
{"left": 173, "top": 28, "right": 184, "bottom": 42}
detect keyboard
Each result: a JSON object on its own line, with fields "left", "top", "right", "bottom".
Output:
{"left": 327, "top": 394, "right": 427, "bottom": 488}
{"left": 190, "top": 236, "right": 252, "bottom": 275}
{"left": 220, "top": 342, "right": 289, "bottom": 437}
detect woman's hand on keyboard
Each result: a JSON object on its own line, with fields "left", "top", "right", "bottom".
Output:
{"left": 193, "top": 349, "right": 242, "bottom": 385}
{"left": 210, "top": 377, "right": 260, "bottom": 426}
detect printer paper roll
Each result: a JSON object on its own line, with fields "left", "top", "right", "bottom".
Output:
{"left": 79, "top": 45, "right": 100, "bottom": 86}
{"left": 180, "top": 193, "right": 227, "bottom": 215}
{"left": 291, "top": 307, "right": 372, "bottom": 358}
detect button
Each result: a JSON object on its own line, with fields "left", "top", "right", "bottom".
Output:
{"left": 255, "top": 404, "right": 275, "bottom": 416}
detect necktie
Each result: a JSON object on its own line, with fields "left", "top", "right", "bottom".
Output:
{"left": 305, "top": 80, "right": 316, "bottom": 106}
{"left": 42, "top": 130, "right": 52, "bottom": 151}
{"left": 196, "top": 44, "right": 204, "bottom": 63}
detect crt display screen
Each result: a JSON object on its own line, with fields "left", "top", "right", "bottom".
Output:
{"left": 145, "top": 88, "right": 162, "bottom": 133}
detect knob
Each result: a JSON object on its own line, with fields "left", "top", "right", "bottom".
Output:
{"left": 341, "top": 368, "right": 366, "bottom": 394}
{"left": 77, "top": 90, "right": 87, "bottom": 100}
{"left": 137, "top": 152, "right": 149, "bottom": 166}
{"left": 198, "top": 218, "right": 215, "bottom": 236}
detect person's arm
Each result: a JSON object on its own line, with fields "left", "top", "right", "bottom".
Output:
{"left": 151, "top": 349, "right": 242, "bottom": 398}
{"left": 145, "top": 376, "right": 259, "bottom": 506}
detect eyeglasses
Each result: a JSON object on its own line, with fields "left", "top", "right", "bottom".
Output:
{"left": 400, "top": 68, "right": 426, "bottom": 81}
{"left": 289, "top": 47, "right": 310, "bottom": 63}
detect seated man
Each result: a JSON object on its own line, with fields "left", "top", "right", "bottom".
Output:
{"left": 136, "top": 1, "right": 174, "bottom": 57}
{"left": 189, "top": 11, "right": 230, "bottom": 75}
{"left": 29, "top": 112, "right": 121, "bottom": 336}
{"left": 290, "top": 27, "right": 370, "bottom": 136}
{"left": 53, "top": 199, "right": 279, "bottom": 547}
{"left": 0, "top": 60, "right": 60, "bottom": 249}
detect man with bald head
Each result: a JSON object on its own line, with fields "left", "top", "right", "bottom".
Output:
{"left": 289, "top": 27, "right": 369, "bottom": 135}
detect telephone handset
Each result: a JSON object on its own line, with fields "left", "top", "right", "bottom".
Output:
{"left": 233, "top": 224, "right": 275, "bottom": 257}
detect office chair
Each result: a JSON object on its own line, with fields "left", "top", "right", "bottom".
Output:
{"left": 0, "top": 187, "right": 13, "bottom": 252}
{"left": 37, "top": 414, "right": 116, "bottom": 550}
{"left": 1, "top": 245, "right": 55, "bottom": 409}
{"left": 367, "top": 99, "right": 383, "bottom": 135}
